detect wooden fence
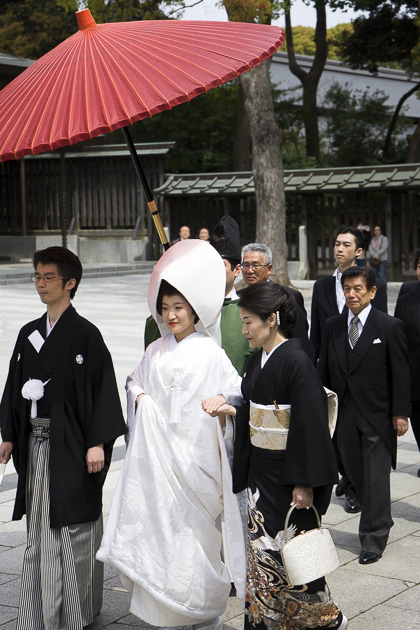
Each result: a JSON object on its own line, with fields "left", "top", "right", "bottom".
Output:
{"left": 0, "top": 143, "right": 173, "bottom": 260}
{"left": 162, "top": 189, "right": 420, "bottom": 280}
{"left": 2, "top": 154, "right": 420, "bottom": 278}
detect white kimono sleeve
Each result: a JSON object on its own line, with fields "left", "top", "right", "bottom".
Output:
{"left": 217, "top": 347, "right": 243, "bottom": 406}
{"left": 126, "top": 349, "right": 150, "bottom": 437}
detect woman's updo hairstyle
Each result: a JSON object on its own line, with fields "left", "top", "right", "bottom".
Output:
{"left": 156, "top": 280, "right": 199, "bottom": 323}
{"left": 237, "top": 282, "right": 297, "bottom": 332}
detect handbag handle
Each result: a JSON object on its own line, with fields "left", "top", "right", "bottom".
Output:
{"left": 283, "top": 505, "right": 321, "bottom": 543}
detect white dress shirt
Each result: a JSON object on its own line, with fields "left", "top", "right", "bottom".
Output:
{"left": 347, "top": 304, "right": 371, "bottom": 348}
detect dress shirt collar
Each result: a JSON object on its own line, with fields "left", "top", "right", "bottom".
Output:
{"left": 226, "top": 286, "right": 238, "bottom": 300}
{"left": 333, "top": 267, "right": 346, "bottom": 314}
{"left": 347, "top": 303, "right": 372, "bottom": 329}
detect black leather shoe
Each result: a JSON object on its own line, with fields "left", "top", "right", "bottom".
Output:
{"left": 344, "top": 497, "right": 361, "bottom": 513}
{"left": 359, "top": 551, "right": 381, "bottom": 564}
{"left": 335, "top": 477, "right": 349, "bottom": 498}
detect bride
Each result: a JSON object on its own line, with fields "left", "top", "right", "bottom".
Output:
{"left": 97, "top": 239, "right": 246, "bottom": 630}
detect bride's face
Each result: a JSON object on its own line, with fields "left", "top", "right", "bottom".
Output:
{"left": 161, "top": 294, "right": 196, "bottom": 342}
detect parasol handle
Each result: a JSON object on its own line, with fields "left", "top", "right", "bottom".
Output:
{"left": 122, "top": 126, "right": 169, "bottom": 251}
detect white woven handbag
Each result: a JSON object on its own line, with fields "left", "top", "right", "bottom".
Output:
{"left": 280, "top": 505, "right": 340, "bottom": 586}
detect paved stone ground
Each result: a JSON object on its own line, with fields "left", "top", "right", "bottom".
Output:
{"left": 1, "top": 272, "right": 419, "bottom": 629}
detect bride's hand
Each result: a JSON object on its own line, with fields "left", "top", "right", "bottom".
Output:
{"left": 136, "top": 393, "right": 146, "bottom": 406}
{"left": 201, "top": 395, "right": 227, "bottom": 414}
{"left": 202, "top": 396, "right": 236, "bottom": 417}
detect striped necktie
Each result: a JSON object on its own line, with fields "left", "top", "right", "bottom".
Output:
{"left": 349, "top": 315, "right": 360, "bottom": 348}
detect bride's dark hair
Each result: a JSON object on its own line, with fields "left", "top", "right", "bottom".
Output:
{"left": 156, "top": 280, "right": 199, "bottom": 323}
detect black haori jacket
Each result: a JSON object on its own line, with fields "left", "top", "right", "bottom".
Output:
{"left": 0, "top": 304, "right": 127, "bottom": 528}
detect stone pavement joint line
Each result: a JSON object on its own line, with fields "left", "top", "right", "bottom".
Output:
{"left": 1, "top": 277, "right": 419, "bottom": 629}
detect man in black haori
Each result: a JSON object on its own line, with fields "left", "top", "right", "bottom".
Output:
{"left": 0, "top": 246, "right": 127, "bottom": 630}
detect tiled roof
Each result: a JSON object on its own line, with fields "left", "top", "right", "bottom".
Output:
{"left": 155, "top": 164, "right": 420, "bottom": 196}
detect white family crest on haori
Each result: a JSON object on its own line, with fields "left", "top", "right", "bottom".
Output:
{"left": 147, "top": 239, "right": 226, "bottom": 345}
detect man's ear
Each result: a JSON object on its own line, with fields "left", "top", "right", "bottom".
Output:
{"left": 234, "top": 264, "right": 241, "bottom": 279}
{"left": 66, "top": 278, "right": 76, "bottom": 291}
{"left": 355, "top": 247, "right": 363, "bottom": 259}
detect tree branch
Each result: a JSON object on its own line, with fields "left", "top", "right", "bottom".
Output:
{"left": 383, "top": 82, "right": 420, "bottom": 158}
{"left": 166, "top": 0, "right": 203, "bottom": 17}
{"left": 285, "top": 11, "right": 307, "bottom": 82}
{"left": 310, "top": 0, "right": 328, "bottom": 82}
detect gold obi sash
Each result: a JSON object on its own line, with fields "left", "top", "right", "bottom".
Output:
{"left": 249, "top": 401, "right": 291, "bottom": 451}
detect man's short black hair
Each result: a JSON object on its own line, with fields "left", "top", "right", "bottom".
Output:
{"left": 335, "top": 227, "right": 364, "bottom": 251}
{"left": 224, "top": 257, "right": 240, "bottom": 270}
{"left": 33, "top": 246, "right": 83, "bottom": 299}
{"left": 341, "top": 265, "right": 376, "bottom": 291}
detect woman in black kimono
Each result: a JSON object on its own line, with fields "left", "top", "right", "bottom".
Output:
{"left": 210, "top": 282, "right": 347, "bottom": 630}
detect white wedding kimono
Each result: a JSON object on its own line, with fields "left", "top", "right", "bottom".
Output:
{"left": 97, "top": 332, "right": 246, "bottom": 626}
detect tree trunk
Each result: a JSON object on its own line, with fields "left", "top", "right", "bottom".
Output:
{"left": 240, "top": 59, "right": 290, "bottom": 286}
{"left": 285, "top": 1, "right": 328, "bottom": 161}
{"left": 232, "top": 81, "right": 252, "bottom": 171}
{"left": 407, "top": 119, "right": 420, "bottom": 163}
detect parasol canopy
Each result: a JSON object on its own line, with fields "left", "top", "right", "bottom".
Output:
{"left": 0, "top": 10, "right": 285, "bottom": 247}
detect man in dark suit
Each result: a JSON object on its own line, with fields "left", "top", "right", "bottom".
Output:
{"left": 310, "top": 227, "right": 388, "bottom": 513}
{"left": 395, "top": 257, "right": 420, "bottom": 475}
{"left": 318, "top": 266, "right": 410, "bottom": 564}
{"left": 240, "top": 242, "right": 310, "bottom": 355}
{"left": 310, "top": 227, "right": 388, "bottom": 364}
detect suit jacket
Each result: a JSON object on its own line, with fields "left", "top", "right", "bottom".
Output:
{"left": 396, "top": 280, "right": 419, "bottom": 301}
{"left": 310, "top": 274, "right": 388, "bottom": 364}
{"left": 394, "top": 283, "right": 420, "bottom": 400}
{"left": 317, "top": 308, "right": 411, "bottom": 467}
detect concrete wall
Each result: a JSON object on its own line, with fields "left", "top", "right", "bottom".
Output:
{"left": 78, "top": 237, "right": 148, "bottom": 263}
{"left": 0, "top": 235, "right": 148, "bottom": 264}
{"left": 0, "top": 235, "right": 77, "bottom": 262}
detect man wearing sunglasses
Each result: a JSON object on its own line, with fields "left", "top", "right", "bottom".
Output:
{"left": 0, "top": 246, "right": 127, "bottom": 630}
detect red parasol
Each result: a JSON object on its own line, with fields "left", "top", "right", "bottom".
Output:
{"left": 0, "top": 10, "right": 285, "bottom": 248}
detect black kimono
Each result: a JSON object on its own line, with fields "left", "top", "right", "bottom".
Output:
{"left": 0, "top": 304, "right": 127, "bottom": 528}
{"left": 233, "top": 339, "right": 341, "bottom": 630}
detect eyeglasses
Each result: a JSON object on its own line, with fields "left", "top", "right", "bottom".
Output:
{"left": 241, "top": 263, "right": 269, "bottom": 271}
{"left": 30, "top": 273, "right": 65, "bottom": 283}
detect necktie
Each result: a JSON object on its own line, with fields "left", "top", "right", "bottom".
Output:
{"left": 349, "top": 315, "right": 360, "bottom": 348}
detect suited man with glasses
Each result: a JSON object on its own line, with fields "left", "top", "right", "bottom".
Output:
{"left": 240, "top": 243, "right": 273, "bottom": 285}
{"left": 239, "top": 243, "right": 310, "bottom": 354}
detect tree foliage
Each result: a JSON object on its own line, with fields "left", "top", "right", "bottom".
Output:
{"left": 330, "top": 1, "right": 420, "bottom": 161}
{"left": 322, "top": 82, "right": 409, "bottom": 165}
{"left": 123, "top": 82, "right": 240, "bottom": 173}
{"left": 220, "top": 0, "right": 282, "bottom": 24}
{"left": 282, "top": 23, "right": 353, "bottom": 60}
{"left": 332, "top": 1, "right": 419, "bottom": 73}
{"left": 0, "top": 0, "right": 185, "bottom": 60}
{"left": 62, "top": 0, "right": 185, "bottom": 22}
{"left": 0, "top": 0, "right": 77, "bottom": 59}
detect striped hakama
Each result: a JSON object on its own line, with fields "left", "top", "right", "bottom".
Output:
{"left": 17, "top": 418, "right": 103, "bottom": 630}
